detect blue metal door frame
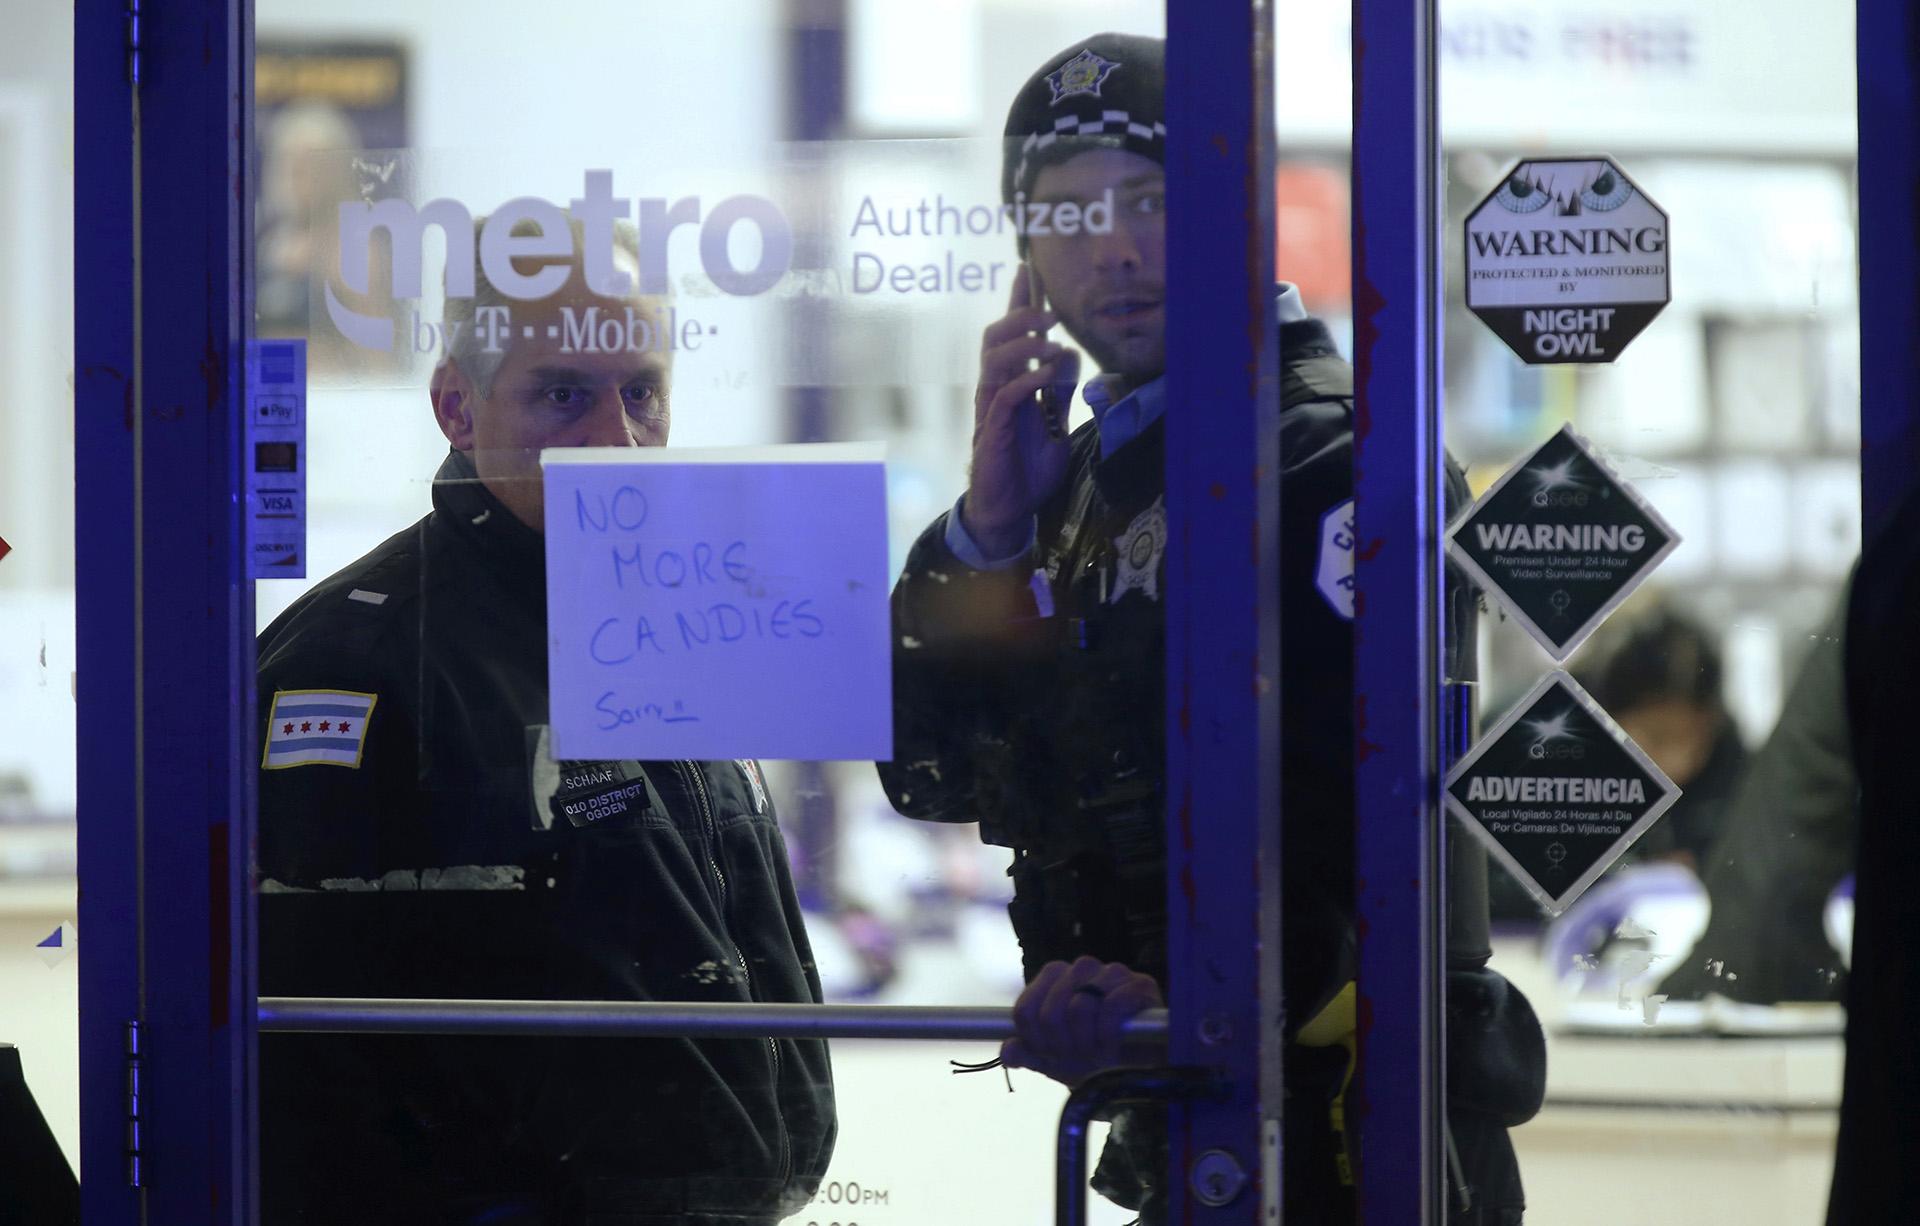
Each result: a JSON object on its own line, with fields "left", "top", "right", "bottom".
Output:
{"left": 1347, "top": 0, "right": 1448, "bottom": 1220}
{"left": 1857, "top": 0, "right": 1920, "bottom": 540}
{"left": 72, "top": 1, "right": 139, "bottom": 1216}
{"left": 69, "top": 0, "right": 1920, "bottom": 1222}
{"left": 1163, "top": 1, "right": 1284, "bottom": 1217}
{"left": 74, "top": 2, "right": 256, "bottom": 1223}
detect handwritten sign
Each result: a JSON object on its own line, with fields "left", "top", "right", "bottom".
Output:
{"left": 541, "top": 443, "right": 891, "bottom": 761}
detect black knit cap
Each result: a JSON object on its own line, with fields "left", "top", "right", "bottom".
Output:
{"left": 1000, "top": 32, "right": 1166, "bottom": 207}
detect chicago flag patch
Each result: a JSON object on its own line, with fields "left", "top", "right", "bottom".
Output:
{"left": 263, "top": 689, "right": 377, "bottom": 769}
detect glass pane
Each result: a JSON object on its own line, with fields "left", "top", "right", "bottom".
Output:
{"left": 1269, "top": 4, "right": 1382, "bottom": 1219}
{"left": 1437, "top": 2, "right": 1855, "bottom": 1222}
{"left": 249, "top": 3, "right": 1168, "bottom": 1221}
{"left": 0, "top": 0, "right": 80, "bottom": 1203}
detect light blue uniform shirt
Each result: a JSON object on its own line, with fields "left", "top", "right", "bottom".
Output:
{"left": 947, "top": 284, "right": 1308, "bottom": 569}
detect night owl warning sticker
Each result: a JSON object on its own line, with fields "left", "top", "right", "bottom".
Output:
{"left": 1446, "top": 671, "right": 1679, "bottom": 915}
{"left": 1448, "top": 425, "right": 1679, "bottom": 662}
{"left": 1465, "top": 157, "right": 1669, "bottom": 364}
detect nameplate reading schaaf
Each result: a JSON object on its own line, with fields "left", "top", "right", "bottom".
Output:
{"left": 541, "top": 443, "right": 892, "bottom": 761}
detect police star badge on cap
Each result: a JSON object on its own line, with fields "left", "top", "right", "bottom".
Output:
{"left": 1047, "top": 48, "right": 1121, "bottom": 103}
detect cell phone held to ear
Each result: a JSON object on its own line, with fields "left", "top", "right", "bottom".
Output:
{"left": 1029, "top": 265, "right": 1076, "bottom": 440}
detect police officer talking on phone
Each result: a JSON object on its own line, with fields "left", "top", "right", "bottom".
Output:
{"left": 254, "top": 219, "right": 835, "bottom": 1225}
{"left": 879, "top": 33, "right": 1543, "bottom": 1224}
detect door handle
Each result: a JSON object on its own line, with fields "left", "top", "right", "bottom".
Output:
{"left": 1055, "top": 1066, "right": 1230, "bottom": 1226}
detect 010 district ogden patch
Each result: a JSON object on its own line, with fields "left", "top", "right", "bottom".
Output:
{"left": 262, "top": 689, "right": 377, "bottom": 769}
{"left": 525, "top": 724, "right": 658, "bottom": 831}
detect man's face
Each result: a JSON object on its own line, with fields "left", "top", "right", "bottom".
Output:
{"left": 1615, "top": 699, "right": 1719, "bottom": 790}
{"left": 433, "top": 284, "right": 671, "bottom": 533}
{"left": 1026, "top": 148, "right": 1167, "bottom": 384}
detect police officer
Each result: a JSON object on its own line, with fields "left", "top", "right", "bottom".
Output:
{"left": 256, "top": 220, "right": 835, "bottom": 1225}
{"left": 879, "top": 34, "right": 1541, "bottom": 1224}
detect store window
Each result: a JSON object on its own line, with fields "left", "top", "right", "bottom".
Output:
{"left": 1439, "top": 4, "right": 1853, "bottom": 1222}
{"left": 0, "top": 0, "right": 80, "bottom": 1200}
{"left": 249, "top": 2, "right": 1172, "bottom": 1221}
{"left": 1289, "top": 1, "right": 1856, "bottom": 1220}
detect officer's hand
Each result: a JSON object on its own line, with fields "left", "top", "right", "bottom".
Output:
{"left": 1001, "top": 956, "right": 1163, "bottom": 1088}
{"left": 962, "top": 263, "right": 1075, "bottom": 559}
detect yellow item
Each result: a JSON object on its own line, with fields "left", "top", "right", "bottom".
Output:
{"left": 1295, "top": 980, "right": 1358, "bottom": 1187}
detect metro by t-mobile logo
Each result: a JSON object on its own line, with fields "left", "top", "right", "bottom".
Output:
{"left": 326, "top": 170, "right": 795, "bottom": 351}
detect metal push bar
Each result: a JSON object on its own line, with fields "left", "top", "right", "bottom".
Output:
{"left": 258, "top": 998, "right": 1171, "bottom": 1044}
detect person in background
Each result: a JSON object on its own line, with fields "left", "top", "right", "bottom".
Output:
{"left": 1491, "top": 600, "right": 1753, "bottom": 925}
{"left": 0, "top": 1043, "right": 76, "bottom": 1226}
{"left": 1829, "top": 491, "right": 1920, "bottom": 1218}
{"left": 1576, "top": 602, "right": 1748, "bottom": 873}
{"left": 1659, "top": 595, "right": 1855, "bottom": 1004}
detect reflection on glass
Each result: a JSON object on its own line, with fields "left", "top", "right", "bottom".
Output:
{"left": 0, "top": 0, "right": 80, "bottom": 1215}
{"left": 250, "top": 2, "right": 1171, "bottom": 1222}
{"left": 255, "top": 219, "right": 836, "bottom": 1223}
{"left": 881, "top": 30, "right": 1194, "bottom": 1225}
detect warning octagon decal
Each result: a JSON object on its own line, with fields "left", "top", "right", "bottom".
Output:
{"left": 1465, "top": 157, "right": 1669, "bottom": 365}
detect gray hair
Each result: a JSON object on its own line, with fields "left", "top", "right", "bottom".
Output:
{"left": 440, "top": 214, "right": 645, "bottom": 399}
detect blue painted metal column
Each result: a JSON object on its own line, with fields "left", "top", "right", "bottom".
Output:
{"left": 1163, "top": 0, "right": 1283, "bottom": 1218}
{"left": 1349, "top": 0, "right": 1446, "bottom": 1221}
{"left": 75, "top": 1, "right": 256, "bottom": 1222}
{"left": 73, "top": 2, "right": 142, "bottom": 1218}
{"left": 1858, "top": 0, "right": 1920, "bottom": 538}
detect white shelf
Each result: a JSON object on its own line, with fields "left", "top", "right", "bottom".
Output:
{"left": 0, "top": 877, "right": 75, "bottom": 918}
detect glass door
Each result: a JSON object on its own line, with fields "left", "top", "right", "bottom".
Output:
{"left": 73, "top": 2, "right": 1916, "bottom": 1223}
{"left": 1299, "top": 3, "right": 1904, "bottom": 1224}
{"left": 75, "top": 1, "right": 1288, "bottom": 1223}
{"left": 246, "top": 3, "right": 1177, "bottom": 1218}
{"left": 1425, "top": 2, "right": 1877, "bottom": 1223}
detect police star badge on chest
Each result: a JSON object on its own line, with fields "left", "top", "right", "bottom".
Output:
{"left": 1110, "top": 496, "right": 1167, "bottom": 603}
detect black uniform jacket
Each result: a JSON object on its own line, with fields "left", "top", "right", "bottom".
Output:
{"left": 880, "top": 315, "right": 1366, "bottom": 1031}
{"left": 1831, "top": 489, "right": 1920, "bottom": 1222}
{"left": 256, "top": 450, "right": 834, "bottom": 1224}
{"left": 877, "top": 319, "right": 1532, "bottom": 1223}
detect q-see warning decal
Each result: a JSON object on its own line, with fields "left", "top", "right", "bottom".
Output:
{"left": 1447, "top": 425, "right": 1679, "bottom": 663}
{"left": 1465, "top": 157, "right": 1669, "bottom": 365}
{"left": 1446, "top": 670, "right": 1680, "bottom": 916}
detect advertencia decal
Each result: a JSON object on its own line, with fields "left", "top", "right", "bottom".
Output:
{"left": 1465, "top": 156, "right": 1669, "bottom": 364}
{"left": 1447, "top": 425, "right": 1679, "bottom": 662}
{"left": 1446, "top": 671, "right": 1680, "bottom": 915}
